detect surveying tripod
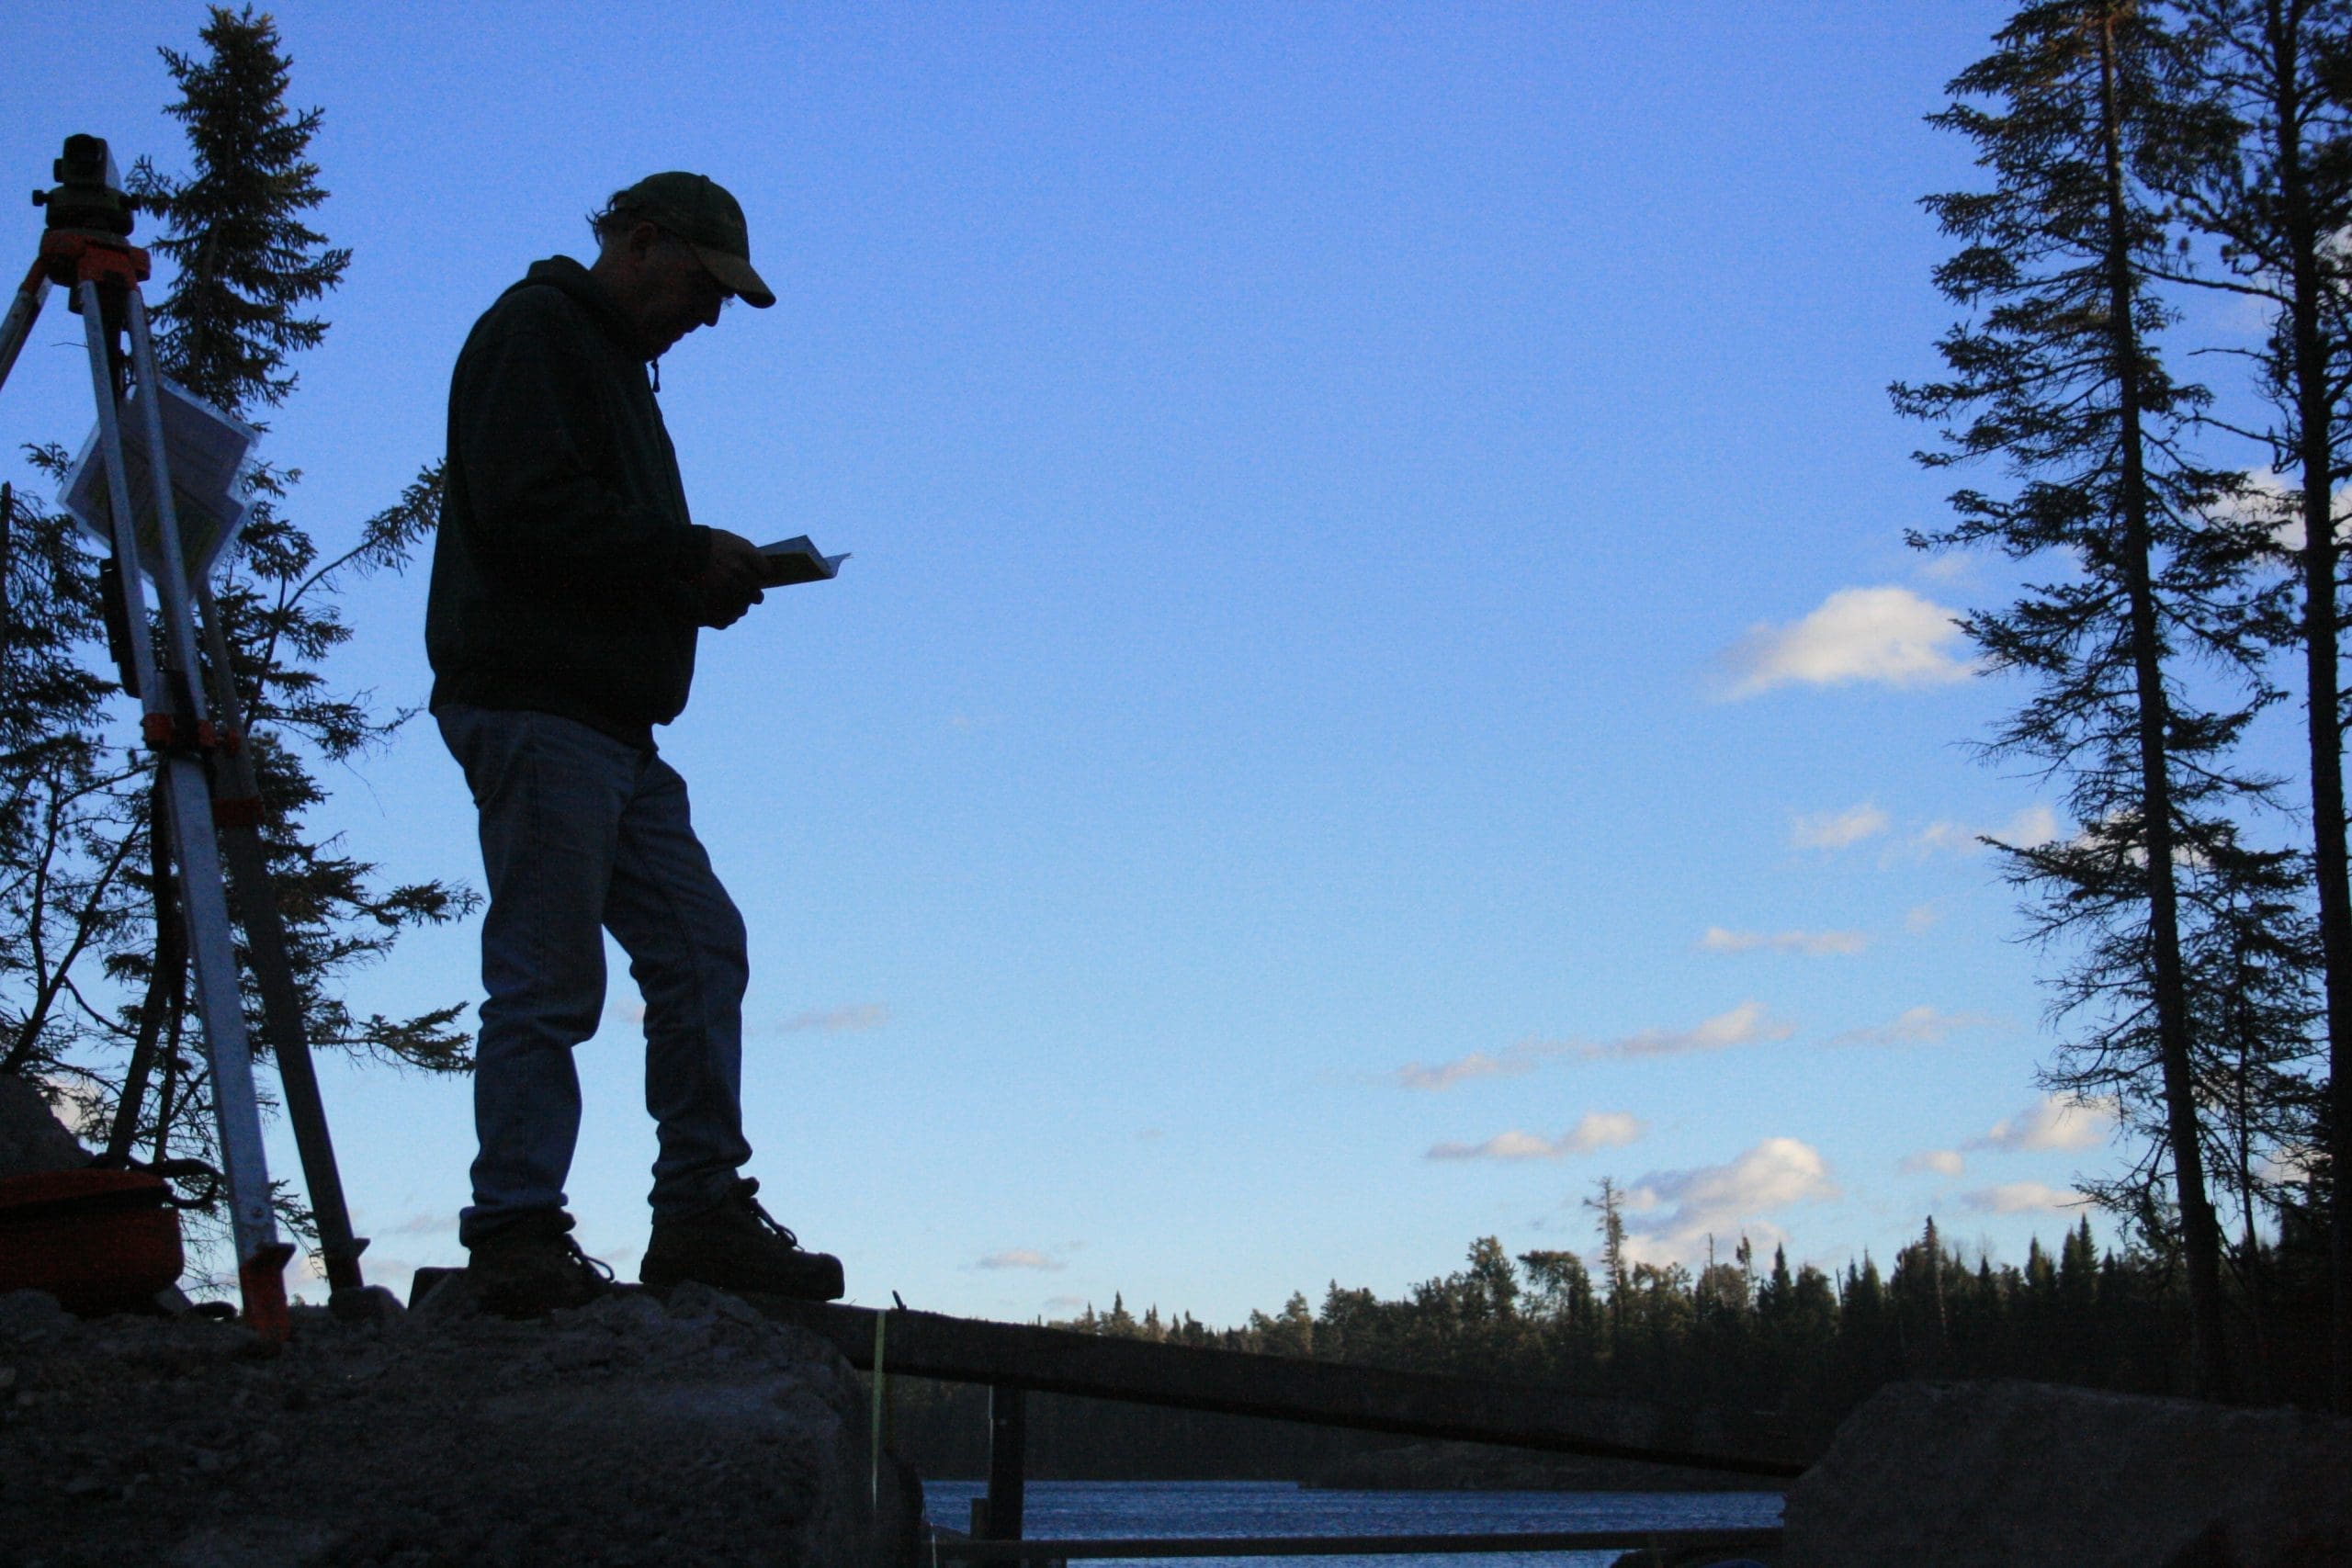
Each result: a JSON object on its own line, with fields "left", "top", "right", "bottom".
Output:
{"left": 0, "top": 134, "right": 373, "bottom": 1337}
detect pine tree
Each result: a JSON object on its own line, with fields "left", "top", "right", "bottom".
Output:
{"left": 2061, "top": 1213, "right": 2102, "bottom": 1309}
{"left": 1585, "top": 1176, "right": 1630, "bottom": 1350}
{"left": 2160, "top": 0, "right": 2352, "bottom": 1413}
{"left": 1, "top": 7, "right": 468, "bottom": 1263}
{"left": 1896, "top": 0, "right": 2271, "bottom": 1396}
{"left": 1463, "top": 1235, "right": 1521, "bottom": 1321}
{"left": 0, "top": 483, "right": 141, "bottom": 1120}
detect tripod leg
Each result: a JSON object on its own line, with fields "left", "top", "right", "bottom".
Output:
{"left": 103, "top": 773, "right": 184, "bottom": 1166}
{"left": 84, "top": 279, "right": 290, "bottom": 1337}
{"left": 156, "top": 761, "right": 293, "bottom": 1333}
{"left": 72, "top": 283, "right": 156, "bottom": 686}
{"left": 193, "top": 591, "right": 370, "bottom": 1292}
{"left": 0, "top": 259, "right": 49, "bottom": 392}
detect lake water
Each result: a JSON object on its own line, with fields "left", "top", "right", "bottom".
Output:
{"left": 918, "top": 1478, "right": 1785, "bottom": 1566}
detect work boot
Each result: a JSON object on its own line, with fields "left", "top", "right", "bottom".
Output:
{"left": 640, "top": 1179, "right": 844, "bottom": 1301}
{"left": 466, "top": 1209, "right": 614, "bottom": 1317}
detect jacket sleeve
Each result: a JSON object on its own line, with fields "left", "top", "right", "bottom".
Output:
{"left": 453, "top": 321, "right": 712, "bottom": 589}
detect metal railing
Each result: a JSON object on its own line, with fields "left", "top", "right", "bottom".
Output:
{"left": 748, "top": 1299, "right": 1798, "bottom": 1564}
{"left": 926, "top": 1524, "right": 1782, "bottom": 1560}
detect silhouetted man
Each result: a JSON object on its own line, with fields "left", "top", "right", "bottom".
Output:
{"left": 426, "top": 172, "right": 843, "bottom": 1314}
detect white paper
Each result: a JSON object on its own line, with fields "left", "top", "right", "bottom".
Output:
{"left": 60, "top": 377, "right": 259, "bottom": 585}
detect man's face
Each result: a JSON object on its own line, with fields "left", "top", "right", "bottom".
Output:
{"left": 638, "top": 233, "right": 731, "bottom": 357}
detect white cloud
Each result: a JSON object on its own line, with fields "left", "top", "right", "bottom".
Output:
{"left": 1791, "top": 802, "right": 1890, "bottom": 851}
{"left": 1996, "top": 805, "right": 2063, "bottom": 848}
{"left": 1393, "top": 1037, "right": 1570, "bottom": 1091}
{"left": 1966, "top": 1094, "right": 2114, "bottom": 1154}
{"left": 381, "top": 1212, "right": 458, "bottom": 1237}
{"left": 1601, "top": 1000, "right": 1792, "bottom": 1059}
{"left": 1724, "top": 586, "right": 1974, "bottom": 697}
{"left": 1914, "top": 820, "right": 1975, "bottom": 854}
{"left": 2256, "top": 1145, "right": 2321, "bottom": 1187}
{"left": 1902, "top": 1149, "right": 1966, "bottom": 1176}
{"left": 1904, "top": 904, "right": 1940, "bottom": 934}
{"left": 1620, "top": 1138, "right": 1839, "bottom": 1262}
{"left": 975, "top": 1248, "right": 1065, "bottom": 1271}
{"left": 2248, "top": 1142, "right": 2324, "bottom": 1189}
{"left": 1400, "top": 1003, "right": 1789, "bottom": 1088}
{"left": 775, "top": 1003, "right": 891, "bottom": 1034}
{"left": 1427, "top": 1111, "right": 1645, "bottom": 1162}
{"left": 1961, "top": 1181, "right": 2086, "bottom": 1215}
{"left": 36, "top": 1077, "right": 104, "bottom": 1143}
{"left": 1829, "top": 1005, "right": 2000, "bottom": 1047}
{"left": 2216, "top": 467, "right": 2351, "bottom": 557}
{"left": 1699, "top": 927, "right": 1868, "bottom": 957}
{"left": 1916, "top": 805, "right": 2059, "bottom": 857}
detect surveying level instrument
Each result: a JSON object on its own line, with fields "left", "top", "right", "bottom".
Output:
{"left": 0, "top": 134, "right": 375, "bottom": 1337}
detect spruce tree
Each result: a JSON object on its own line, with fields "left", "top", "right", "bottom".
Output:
{"left": 1, "top": 7, "right": 467, "bottom": 1263}
{"left": 1896, "top": 0, "right": 2268, "bottom": 1394}
{"left": 0, "top": 479, "right": 139, "bottom": 1112}
{"left": 2160, "top": 0, "right": 2352, "bottom": 1412}
{"left": 1585, "top": 1176, "right": 1630, "bottom": 1352}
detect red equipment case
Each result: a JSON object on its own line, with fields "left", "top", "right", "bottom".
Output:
{"left": 0, "top": 1168, "right": 184, "bottom": 1314}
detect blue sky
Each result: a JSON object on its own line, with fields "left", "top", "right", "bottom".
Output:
{"left": 2, "top": 2, "right": 2195, "bottom": 1321}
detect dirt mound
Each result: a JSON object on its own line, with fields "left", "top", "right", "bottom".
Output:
{"left": 0, "top": 1281, "right": 922, "bottom": 1567}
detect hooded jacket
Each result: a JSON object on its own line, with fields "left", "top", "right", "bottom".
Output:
{"left": 426, "top": 256, "right": 714, "bottom": 747}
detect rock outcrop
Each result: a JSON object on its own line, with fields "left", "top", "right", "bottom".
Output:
{"left": 0, "top": 1074, "right": 91, "bottom": 1177}
{"left": 0, "top": 1281, "right": 923, "bottom": 1567}
{"left": 1782, "top": 1378, "right": 2352, "bottom": 1567}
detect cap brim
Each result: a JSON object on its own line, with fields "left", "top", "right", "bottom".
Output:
{"left": 694, "top": 243, "right": 775, "bottom": 310}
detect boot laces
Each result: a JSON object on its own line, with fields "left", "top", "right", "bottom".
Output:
{"left": 728, "top": 1178, "right": 805, "bottom": 1250}
{"left": 561, "top": 1232, "right": 617, "bottom": 1286}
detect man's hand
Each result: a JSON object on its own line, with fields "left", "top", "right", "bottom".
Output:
{"left": 693, "top": 529, "right": 767, "bottom": 628}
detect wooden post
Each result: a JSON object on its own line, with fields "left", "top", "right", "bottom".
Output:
{"left": 984, "top": 1382, "right": 1026, "bottom": 1540}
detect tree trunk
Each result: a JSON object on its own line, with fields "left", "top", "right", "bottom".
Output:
{"left": 2264, "top": 0, "right": 2352, "bottom": 1415}
{"left": 2098, "top": 13, "right": 2233, "bottom": 1398}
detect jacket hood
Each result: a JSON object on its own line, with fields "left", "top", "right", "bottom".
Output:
{"left": 508, "top": 256, "right": 641, "bottom": 359}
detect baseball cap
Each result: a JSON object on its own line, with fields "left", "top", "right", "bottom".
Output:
{"left": 606, "top": 171, "right": 775, "bottom": 309}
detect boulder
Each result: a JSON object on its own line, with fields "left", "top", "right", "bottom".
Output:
{"left": 0, "top": 1073, "right": 92, "bottom": 1177}
{"left": 0, "top": 1281, "right": 925, "bottom": 1566}
{"left": 1783, "top": 1378, "right": 2352, "bottom": 1567}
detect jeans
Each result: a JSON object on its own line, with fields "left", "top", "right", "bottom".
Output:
{"left": 436, "top": 705, "right": 752, "bottom": 1246}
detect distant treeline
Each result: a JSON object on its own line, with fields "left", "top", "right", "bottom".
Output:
{"left": 884, "top": 1212, "right": 2332, "bottom": 1482}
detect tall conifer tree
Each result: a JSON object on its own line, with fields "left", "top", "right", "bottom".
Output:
{"left": 1896, "top": 0, "right": 2268, "bottom": 1395}
{"left": 2, "top": 7, "right": 466, "bottom": 1255}
{"left": 125, "top": 8, "right": 469, "bottom": 1096}
{"left": 2160, "top": 0, "right": 2352, "bottom": 1412}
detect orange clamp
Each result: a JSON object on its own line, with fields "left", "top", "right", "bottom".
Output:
{"left": 40, "top": 231, "right": 150, "bottom": 289}
{"left": 140, "top": 715, "right": 242, "bottom": 755}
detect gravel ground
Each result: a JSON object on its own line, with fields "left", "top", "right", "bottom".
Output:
{"left": 0, "top": 1280, "right": 921, "bottom": 1568}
